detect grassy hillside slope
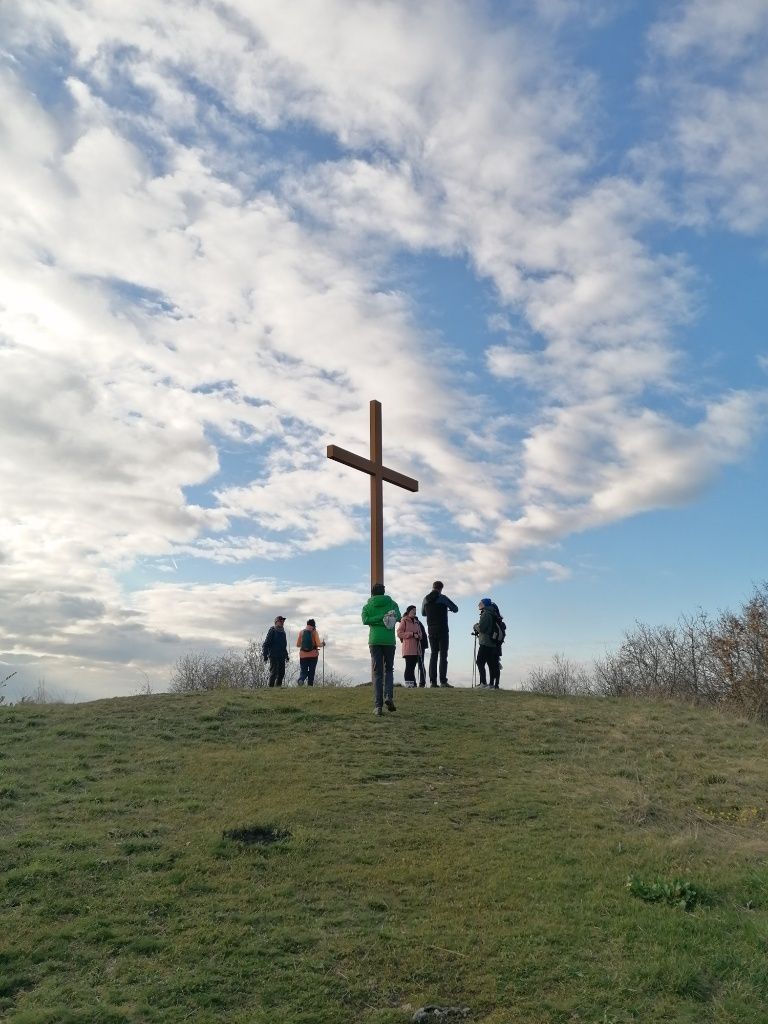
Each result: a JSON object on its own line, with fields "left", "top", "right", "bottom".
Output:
{"left": 2, "top": 687, "right": 768, "bottom": 1024}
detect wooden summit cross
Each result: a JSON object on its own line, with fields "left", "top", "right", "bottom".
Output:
{"left": 327, "top": 399, "right": 418, "bottom": 587}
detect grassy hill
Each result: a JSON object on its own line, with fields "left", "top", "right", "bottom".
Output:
{"left": 3, "top": 686, "right": 768, "bottom": 1024}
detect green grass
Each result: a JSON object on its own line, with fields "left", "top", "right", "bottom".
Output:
{"left": 3, "top": 687, "right": 768, "bottom": 1023}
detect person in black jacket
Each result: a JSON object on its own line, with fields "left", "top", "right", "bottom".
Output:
{"left": 262, "top": 615, "right": 289, "bottom": 687}
{"left": 421, "top": 580, "right": 459, "bottom": 687}
{"left": 474, "top": 598, "right": 499, "bottom": 688}
{"left": 489, "top": 602, "right": 506, "bottom": 689}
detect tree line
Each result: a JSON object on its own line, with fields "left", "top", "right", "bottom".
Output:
{"left": 526, "top": 582, "right": 768, "bottom": 721}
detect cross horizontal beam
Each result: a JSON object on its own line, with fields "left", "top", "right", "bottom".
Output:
{"left": 326, "top": 445, "right": 418, "bottom": 492}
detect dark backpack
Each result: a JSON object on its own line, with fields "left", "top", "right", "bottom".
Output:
{"left": 492, "top": 616, "right": 506, "bottom": 646}
{"left": 418, "top": 620, "right": 429, "bottom": 651}
{"left": 300, "top": 628, "right": 315, "bottom": 652}
{"left": 262, "top": 627, "right": 274, "bottom": 659}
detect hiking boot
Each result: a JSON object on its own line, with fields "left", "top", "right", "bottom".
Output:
{"left": 374, "top": 706, "right": 383, "bottom": 716}
{"left": 440, "top": 682, "right": 453, "bottom": 688}
{"left": 429, "top": 682, "right": 438, "bottom": 687}
{"left": 384, "top": 699, "right": 397, "bottom": 712}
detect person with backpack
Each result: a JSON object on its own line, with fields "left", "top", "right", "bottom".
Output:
{"left": 489, "top": 602, "right": 506, "bottom": 689}
{"left": 361, "top": 583, "right": 401, "bottom": 715}
{"left": 421, "top": 580, "right": 458, "bottom": 687}
{"left": 296, "top": 618, "right": 324, "bottom": 686}
{"left": 473, "top": 598, "right": 500, "bottom": 688}
{"left": 397, "top": 605, "right": 423, "bottom": 687}
{"left": 262, "top": 615, "right": 289, "bottom": 687}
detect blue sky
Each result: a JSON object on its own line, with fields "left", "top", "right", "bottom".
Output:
{"left": 1, "top": 0, "right": 767, "bottom": 700}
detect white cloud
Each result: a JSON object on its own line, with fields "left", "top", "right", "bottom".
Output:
{"left": 647, "top": 0, "right": 768, "bottom": 233}
{"left": 650, "top": 0, "right": 768, "bottom": 63}
{"left": 1, "top": 0, "right": 765, "bottom": 695}
{"left": 536, "top": 560, "right": 573, "bottom": 583}
{"left": 514, "top": 389, "right": 765, "bottom": 527}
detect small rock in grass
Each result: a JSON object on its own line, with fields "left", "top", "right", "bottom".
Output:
{"left": 412, "top": 1007, "right": 470, "bottom": 1022}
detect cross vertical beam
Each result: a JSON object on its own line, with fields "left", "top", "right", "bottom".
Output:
{"left": 327, "top": 399, "right": 418, "bottom": 587}
{"left": 370, "top": 400, "right": 384, "bottom": 589}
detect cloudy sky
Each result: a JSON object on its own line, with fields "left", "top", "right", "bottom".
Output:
{"left": 2, "top": 0, "right": 767, "bottom": 700}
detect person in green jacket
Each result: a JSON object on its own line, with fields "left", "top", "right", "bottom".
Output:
{"left": 361, "top": 582, "right": 401, "bottom": 716}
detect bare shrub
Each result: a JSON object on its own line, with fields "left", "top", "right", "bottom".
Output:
{"left": 133, "top": 672, "right": 154, "bottom": 696}
{"left": 0, "top": 670, "right": 16, "bottom": 706}
{"left": 315, "top": 669, "right": 352, "bottom": 688}
{"left": 170, "top": 637, "right": 343, "bottom": 693}
{"left": 591, "top": 612, "right": 723, "bottom": 703}
{"left": 169, "top": 639, "right": 354, "bottom": 693}
{"left": 171, "top": 645, "right": 269, "bottom": 693}
{"left": 525, "top": 654, "right": 592, "bottom": 696}
{"left": 708, "top": 584, "right": 768, "bottom": 721}
{"left": 586, "top": 583, "right": 768, "bottom": 721}
{"left": 16, "top": 679, "right": 63, "bottom": 705}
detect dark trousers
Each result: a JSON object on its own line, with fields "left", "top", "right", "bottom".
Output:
{"left": 370, "top": 644, "right": 395, "bottom": 707}
{"left": 490, "top": 646, "right": 502, "bottom": 688}
{"left": 476, "top": 644, "right": 499, "bottom": 687}
{"left": 268, "top": 656, "right": 286, "bottom": 687}
{"left": 428, "top": 630, "right": 449, "bottom": 684}
{"left": 403, "top": 654, "right": 419, "bottom": 684}
{"left": 298, "top": 657, "right": 318, "bottom": 686}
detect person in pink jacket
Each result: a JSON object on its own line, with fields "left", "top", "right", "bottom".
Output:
{"left": 397, "top": 605, "right": 423, "bottom": 688}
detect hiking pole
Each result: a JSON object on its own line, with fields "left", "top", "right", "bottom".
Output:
{"left": 471, "top": 632, "right": 477, "bottom": 688}
{"left": 322, "top": 642, "right": 325, "bottom": 686}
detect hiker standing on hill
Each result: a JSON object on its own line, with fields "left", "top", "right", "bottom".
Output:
{"left": 397, "top": 605, "right": 423, "bottom": 688}
{"left": 474, "top": 598, "right": 499, "bottom": 688}
{"left": 489, "top": 602, "right": 506, "bottom": 689}
{"left": 296, "top": 618, "right": 324, "bottom": 686}
{"left": 422, "top": 580, "right": 458, "bottom": 687}
{"left": 262, "top": 615, "right": 289, "bottom": 687}
{"left": 362, "top": 583, "right": 401, "bottom": 716}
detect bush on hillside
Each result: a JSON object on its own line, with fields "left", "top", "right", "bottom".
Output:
{"left": 170, "top": 640, "right": 277, "bottom": 692}
{"left": 0, "top": 670, "right": 15, "bottom": 705}
{"left": 1, "top": 674, "right": 63, "bottom": 706}
{"left": 169, "top": 639, "right": 350, "bottom": 692}
{"left": 591, "top": 612, "right": 721, "bottom": 703}
{"left": 524, "top": 654, "right": 591, "bottom": 696}
{"left": 595, "top": 584, "right": 768, "bottom": 720}
{"left": 708, "top": 584, "right": 768, "bottom": 720}
{"left": 528, "top": 583, "right": 768, "bottom": 721}
{"left": 16, "top": 681, "right": 62, "bottom": 705}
